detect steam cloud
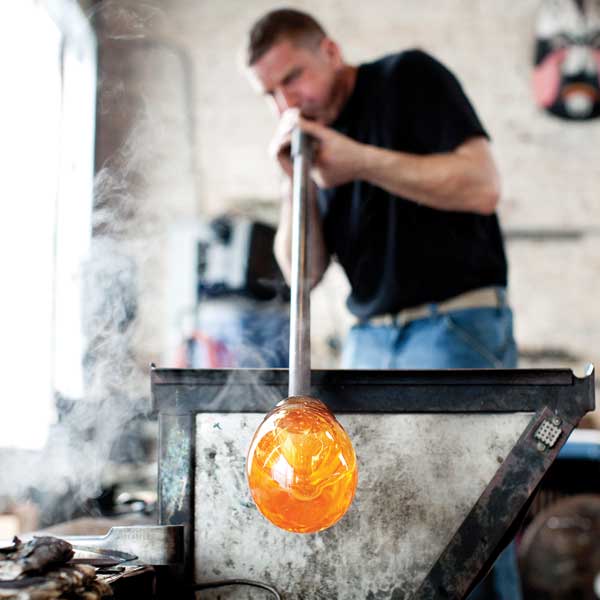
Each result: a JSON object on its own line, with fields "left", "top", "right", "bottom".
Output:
{"left": 0, "top": 0, "right": 294, "bottom": 529}
{"left": 0, "top": 110, "right": 164, "bottom": 525}
{"left": 0, "top": 0, "right": 168, "bottom": 522}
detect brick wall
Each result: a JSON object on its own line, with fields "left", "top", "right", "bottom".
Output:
{"left": 94, "top": 1, "right": 600, "bottom": 392}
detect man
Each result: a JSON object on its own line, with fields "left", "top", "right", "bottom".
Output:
{"left": 244, "top": 8, "right": 517, "bottom": 373}
{"left": 244, "top": 9, "right": 521, "bottom": 598}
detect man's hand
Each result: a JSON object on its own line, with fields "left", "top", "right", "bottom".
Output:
{"left": 269, "top": 109, "right": 366, "bottom": 188}
{"left": 268, "top": 108, "right": 300, "bottom": 178}
{"left": 298, "top": 118, "right": 366, "bottom": 189}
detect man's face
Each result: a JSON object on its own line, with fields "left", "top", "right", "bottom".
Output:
{"left": 247, "top": 38, "right": 342, "bottom": 123}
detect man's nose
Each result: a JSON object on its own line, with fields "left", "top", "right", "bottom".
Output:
{"left": 275, "top": 88, "right": 300, "bottom": 114}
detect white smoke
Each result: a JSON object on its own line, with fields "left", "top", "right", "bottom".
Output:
{"left": 0, "top": 110, "right": 165, "bottom": 524}
{"left": 0, "top": 0, "right": 170, "bottom": 521}
{"left": 0, "top": 0, "right": 293, "bottom": 528}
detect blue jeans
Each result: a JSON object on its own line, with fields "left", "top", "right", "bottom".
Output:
{"left": 341, "top": 306, "right": 518, "bottom": 370}
{"left": 342, "top": 301, "right": 521, "bottom": 600}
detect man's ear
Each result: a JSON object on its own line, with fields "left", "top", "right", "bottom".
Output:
{"left": 320, "top": 37, "right": 343, "bottom": 68}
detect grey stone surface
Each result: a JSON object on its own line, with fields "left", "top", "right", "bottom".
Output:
{"left": 195, "top": 412, "right": 532, "bottom": 599}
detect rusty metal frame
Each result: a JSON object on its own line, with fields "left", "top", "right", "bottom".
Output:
{"left": 151, "top": 366, "right": 595, "bottom": 599}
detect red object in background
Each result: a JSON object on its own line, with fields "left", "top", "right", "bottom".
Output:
{"left": 174, "top": 332, "right": 235, "bottom": 368}
{"left": 533, "top": 48, "right": 569, "bottom": 107}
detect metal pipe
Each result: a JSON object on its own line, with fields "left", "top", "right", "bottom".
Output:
{"left": 2, "top": 525, "right": 184, "bottom": 566}
{"left": 288, "top": 129, "right": 313, "bottom": 397}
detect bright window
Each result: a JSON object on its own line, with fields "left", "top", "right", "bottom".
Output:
{"left": 0, "top": 1, "right": 96, "bottom": 450}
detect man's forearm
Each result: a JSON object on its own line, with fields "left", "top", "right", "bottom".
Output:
{"left": 355, "top": 137, "right": 500, "bottom": 214}
{"left": 273, "top": 180, "right": 330, "bottom": 288}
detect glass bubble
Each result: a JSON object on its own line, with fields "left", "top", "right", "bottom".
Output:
{"left": 246, "top": 396, "right": 358, "bottom": 533}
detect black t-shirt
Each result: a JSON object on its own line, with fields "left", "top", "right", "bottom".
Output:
{"left": 318, "top": 50, "right": 508, "bottom": 320}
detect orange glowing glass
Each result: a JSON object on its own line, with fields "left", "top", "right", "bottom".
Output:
{"left": 246, "top": 396, "right": 358, "bottom": 533}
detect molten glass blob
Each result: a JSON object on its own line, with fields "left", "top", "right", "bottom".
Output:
{"left": 246, "top": 396, "right": 358, "bottom": 533}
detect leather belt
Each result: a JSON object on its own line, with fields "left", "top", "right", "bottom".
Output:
{"left": 363, "top": 287, "right": 507, "bottom": 327}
